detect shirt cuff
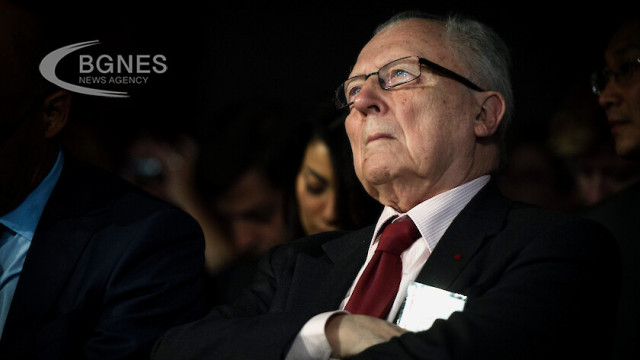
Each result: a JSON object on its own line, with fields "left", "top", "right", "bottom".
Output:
{"left": 285, "top": 311, "right": 347, "bottom": 360}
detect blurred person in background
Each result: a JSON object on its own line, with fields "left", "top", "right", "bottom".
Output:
{"left": 118, "top": 129, "right": 236, "bottom": 279}
{"left": 547, "top": 85, "right": 640, "bottom": 207}
{"left": 586, "top": 15, "right": 640, "bottom": 360}
{"left": 293, "top": 102, "right": 383, "bottom": 237}
{"left": 194, "top": 101, "right": 303, "bottom": 306}
{"left": 0, "top": 1, "right": 207, "bottom": 358}
{"left": 118, "top": 99, "right": 303, "bottom": 307}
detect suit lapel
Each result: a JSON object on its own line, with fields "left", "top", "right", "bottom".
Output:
{"left": 415, "top": 181, "right": 510, "bottom": 290}
{"left": 1, "top": 157, "right": 99, "bottom": 350}
{"left": 284, "top": 181, "right": 512, "bottom": 313}
{"left": 285, "top": 226, "right": 374, "bottom": 313}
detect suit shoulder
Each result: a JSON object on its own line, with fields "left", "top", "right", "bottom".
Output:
{"left": 505, "top": 201, "right": 617, "bottom": 253}
{"left": 44, "top": 157, "right": 200, "bottom": 236}
{"left": 267, "top": 226, "right": 371, "bottom": 260}
{"left": 286, "top": 230, "right": 351, "bottom": 254}
{"left": 69, "top": 159, "right": 189, "bottom": 214}
{"left": 509, "top": 201, "right": 603, "bottom": 228}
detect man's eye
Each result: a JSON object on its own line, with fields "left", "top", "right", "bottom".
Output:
{"left": 391, "top": 69, "right": 410, "bottom": 78}
{"left": 386, "top": 67, "right": 416, "bottom": 86}
{"left": 619, "top": 59, "right": 640, "bottom": 77}
{"left": 347, "top": 85, "right": 362, "bottom": 102}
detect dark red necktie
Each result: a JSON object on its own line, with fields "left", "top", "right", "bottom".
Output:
{"left": 345, "top": 218, "right": 420, "bottom": 319}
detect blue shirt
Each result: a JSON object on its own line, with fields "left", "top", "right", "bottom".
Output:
{"left": 0, "top": 150, "right": 63, "bottom": 339}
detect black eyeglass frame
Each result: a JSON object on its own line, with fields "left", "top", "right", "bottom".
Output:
{"left": 591, "top": 57, "right": 640, "bottom": 95}
{"left": 335, "top": 56, "right": 485, "bottom": 109}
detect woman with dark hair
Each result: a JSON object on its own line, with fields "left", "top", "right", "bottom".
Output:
{"left": 293, "top": 104, "right": 383, "bottom": 237}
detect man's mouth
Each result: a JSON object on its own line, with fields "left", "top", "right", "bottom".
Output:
{"left": 366, "top": 133, "right": 393, "bottom": 144}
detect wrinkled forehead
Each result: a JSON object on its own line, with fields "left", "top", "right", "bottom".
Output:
{"left": 351, "top": 19, "right": 452, "bottom": 75}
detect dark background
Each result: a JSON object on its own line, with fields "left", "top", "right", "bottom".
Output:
{"left": 37, "top": 1, "right": 624, "bottom": 173}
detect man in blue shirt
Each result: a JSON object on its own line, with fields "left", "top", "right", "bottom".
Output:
{"left": 0, "top": 150, "right": 63, "bottom": 338}
{"left": 0, "top": 1, "right": 207, "bottom": 359}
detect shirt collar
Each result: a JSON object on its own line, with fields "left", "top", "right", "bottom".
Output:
{"left": 0, "top": 150, "right": 64, "bottom": 240}
{"left": 373, "top": 175, "right": 490, "bottom": 252}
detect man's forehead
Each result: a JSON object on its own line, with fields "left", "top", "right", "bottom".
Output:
{"left": 351, "top": 19, "right": 445, "bottom": 72}
{"left": 608, "top": 20, "right": 640, "bottom": 54}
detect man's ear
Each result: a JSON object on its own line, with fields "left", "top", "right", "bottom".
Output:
{"left": 473, "top": 91, "right": 505, "bottom": 138}
{"left": 43, "top": 90, "right": 71, "bottom": 139}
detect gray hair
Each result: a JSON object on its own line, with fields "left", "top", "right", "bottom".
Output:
{"left": 375, "top": 10, "right": 514, "bottom": 166}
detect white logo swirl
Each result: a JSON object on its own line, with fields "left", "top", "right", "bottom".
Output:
{"left": 39, "top": 40, "right": 130, "bottom": 98}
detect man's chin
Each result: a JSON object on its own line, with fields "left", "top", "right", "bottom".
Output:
{"left": 613, "top": 133, "right": 640, "bottom": 161}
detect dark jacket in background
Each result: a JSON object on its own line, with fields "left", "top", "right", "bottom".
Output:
{"left": 0, "top": 155, "right": 208, "bottom": 360}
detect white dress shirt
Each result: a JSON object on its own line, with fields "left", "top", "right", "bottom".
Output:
{"left": 286, "top": 175, "right": 490, "bottom": 360}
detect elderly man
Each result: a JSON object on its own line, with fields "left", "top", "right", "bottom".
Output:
{"left": 152, "top": 11, "right": 620, "bottom": 360}
{"left": 0, "top": 1, "right": 207, "bottom": 358}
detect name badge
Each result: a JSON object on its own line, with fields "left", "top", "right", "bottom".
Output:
{"left": 395, "top": 281, "right": 467, "bottom": 332}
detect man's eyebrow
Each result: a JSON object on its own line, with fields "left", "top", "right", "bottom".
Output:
{"left": 612, "top": 43, "right": 640, "bottom": 57}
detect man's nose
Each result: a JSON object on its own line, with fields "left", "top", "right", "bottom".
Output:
{"left": 598, "top": 79, "right": 623, "bottom": 109}
{"left": 352, "top": 76, "right": 388, "bottom": 115}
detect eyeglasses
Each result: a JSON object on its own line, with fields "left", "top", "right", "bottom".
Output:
{"left": 591, "top": 58, "right": 640, "bottom": 95}
{"left": 335, "top": 55, "right": 484, "bottom": 109}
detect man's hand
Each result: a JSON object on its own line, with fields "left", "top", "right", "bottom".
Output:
{"left": 325, "top": 313, "right": 408, "bottom": 358}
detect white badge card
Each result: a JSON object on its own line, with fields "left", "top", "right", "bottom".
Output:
{"left": 396, "top": 281, "right": 467, "bottom": 332}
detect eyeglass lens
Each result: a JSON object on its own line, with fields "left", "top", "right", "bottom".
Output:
{"left": 592, "top": 58, "right": 640, "bottom": 95}
{"left": 336, "top": 56, "right": 421, "bottom": 108}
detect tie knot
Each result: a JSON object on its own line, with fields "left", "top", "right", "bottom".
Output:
{"left": 377, "top": 218, "right": 420, "bottom": 256}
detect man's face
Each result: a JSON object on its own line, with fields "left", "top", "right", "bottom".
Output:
{"left": 344, "top": 19, "right": 482, "bottom": 209}
{"left": 598, "top": 19, "right": 640, "bottom": 159}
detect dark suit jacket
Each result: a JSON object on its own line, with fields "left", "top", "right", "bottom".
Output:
{"left": 581, "top": 181, "right": 640, "bottom": 360}
{"left": 0, "top": 155, "right": 207, "bottom": 360}
{"left": 151, "top": 181, "right": 620, "bottom": 360}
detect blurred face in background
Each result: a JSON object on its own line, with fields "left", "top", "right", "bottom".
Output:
{"left": 573, "top": 147, "right": 640, "bottom": 205}
{"left": 598, "top": 19, "right": 640, "bottom": 159}
{"left": 214, "top": 169, "right": 287, "bottom": 257}
{"left": 295, "top": 139, "right": 339, "bottom": 235}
